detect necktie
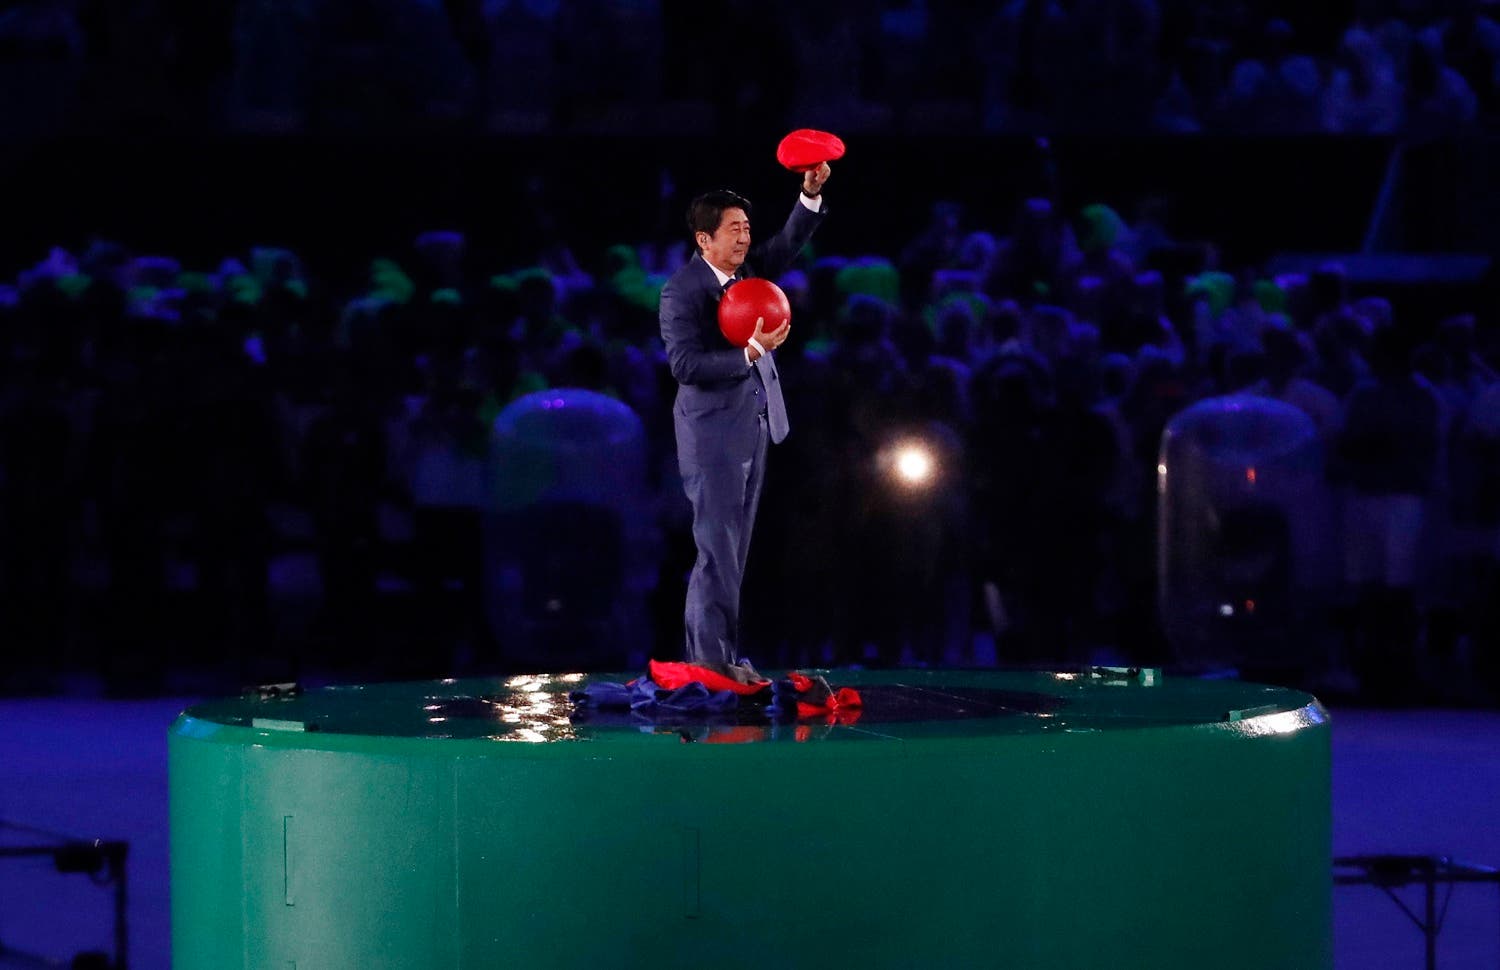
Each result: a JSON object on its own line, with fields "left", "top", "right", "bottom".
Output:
{"left": 724, "top": 272, "right": 789, "bottom": 442}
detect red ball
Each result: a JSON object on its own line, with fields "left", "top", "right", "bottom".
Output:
{"left": 717, "top": 278, "right": 791, "bottom": 348}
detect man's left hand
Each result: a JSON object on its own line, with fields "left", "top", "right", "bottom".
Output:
{"left": 802, "top": 161, "right": 831, "bottom": 198}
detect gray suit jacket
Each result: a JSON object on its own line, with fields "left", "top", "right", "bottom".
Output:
{"left": 659, "top": 198, "right": 825, "bottom": 465}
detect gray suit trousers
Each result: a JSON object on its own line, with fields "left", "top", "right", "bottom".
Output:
{"left": 679, "top": 411, "right": 770, "bottom": 666}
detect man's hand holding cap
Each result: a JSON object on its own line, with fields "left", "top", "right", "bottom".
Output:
{"left": 777, "top": 129, "right": 846, "bottom": 174}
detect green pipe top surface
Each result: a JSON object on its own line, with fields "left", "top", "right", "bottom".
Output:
{"left": 171, "top": 669, "right": 1326, "bottom": 758}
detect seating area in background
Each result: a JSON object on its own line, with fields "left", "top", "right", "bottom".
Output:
{"left": 2, "top": 174, "right": 1499, "bottom": 703}
{"left": 4, "top": 1, "right": 1500, "bottom": 137}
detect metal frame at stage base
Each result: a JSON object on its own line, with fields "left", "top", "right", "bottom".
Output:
{"left": 0, "top": 820, "right": 129, "bottom": 969}
{"left": 1334, "top": 854, "right": 1500, "bottom": 970}
{"left": 170, "top": 669, "right": 1333, "bottom": 969}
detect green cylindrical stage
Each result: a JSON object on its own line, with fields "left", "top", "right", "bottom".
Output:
{"left": 169, "top": 670, "right": 1330, "bottom": 969}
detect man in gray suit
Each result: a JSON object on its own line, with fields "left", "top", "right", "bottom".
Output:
{"left": 660, "top": 162, "right": 831, "bottom": 667}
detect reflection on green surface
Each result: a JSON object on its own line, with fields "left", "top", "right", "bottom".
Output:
{"left": 178, "top": 669, "right": 1323, "bottom": 747}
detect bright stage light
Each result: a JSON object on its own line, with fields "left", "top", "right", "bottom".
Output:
{"left": 893, "top": 444, "right": 934, "bottom": 486}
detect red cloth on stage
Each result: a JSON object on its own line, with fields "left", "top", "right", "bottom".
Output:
{"left": 787, "top": 672, "right": 863, "bottom": 720}
{"left": 648, "top": 659, "right": 771, "bottom": 696}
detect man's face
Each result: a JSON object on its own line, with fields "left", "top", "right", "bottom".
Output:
{"left": 699, "top": 207, "right": 751, "bottom": 274}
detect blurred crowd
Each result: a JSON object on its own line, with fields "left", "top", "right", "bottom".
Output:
{"left": 2, "top": 173, "right": 1500, "bottom": 703}
{"left": 4, "top": 0, "right": 1500, "bottom": 137}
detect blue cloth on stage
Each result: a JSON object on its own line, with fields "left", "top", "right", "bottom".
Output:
{"left": 643, "top": 680, "right": 741, "bottom": 716}
{"left": 764, "top": 678, "right": 805, "bottom": 720}
{"left": 569, "top": 669, "right": 854, "bottom": 728}
{"left": 569, "top": 676, "right": 742, "bottom": 718}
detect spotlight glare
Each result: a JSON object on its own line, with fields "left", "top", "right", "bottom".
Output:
{"left": 895, "top": 446, "right": 933, "bottom": 485}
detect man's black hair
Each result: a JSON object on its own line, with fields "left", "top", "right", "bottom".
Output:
{"left": 686, "top": 190, "right": 753, "bottom": 250}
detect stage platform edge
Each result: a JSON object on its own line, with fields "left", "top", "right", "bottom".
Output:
{"left": 169, "top": 669, "right": 1331, "bottom": 969}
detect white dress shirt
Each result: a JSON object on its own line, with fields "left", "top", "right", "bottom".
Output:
{"left": 707, "top": 192, "right": 822, "bottom": 365}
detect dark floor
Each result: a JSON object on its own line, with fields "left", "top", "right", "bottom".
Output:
{"left": 1, "top": 688, "right": 1498, "bottom": 969}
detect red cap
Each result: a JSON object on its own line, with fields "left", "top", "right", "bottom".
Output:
{"left": 776, "top": 128, "right": 846, "bottom": 172}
